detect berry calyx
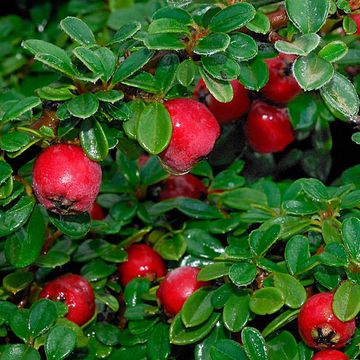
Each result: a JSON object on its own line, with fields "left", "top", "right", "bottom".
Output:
{"left": 298, "top": 292, "right": 356, "bottom": 349}
{"left": 245, "top": 101, "right": 294, "bottom": 153}
{"left": 194, "top": 79, "right": 250, "bottom": 124}
{"left": 32, "top": 144, "right": 102, "bottom": 215}
{"left": 159, "top": 98, "right": 220, "bottom": 174}
{"left": 260, "top": 53, "right": 301, "bottom": 104}
{"left": 351, "top": 13, "right": 360, "bottom": 34}
{"left": 118, "top": 244, "right": 166, "bottom": 286}
{"left": 311, "top": 350, "right": 349, "bottom": 360}
{"left": 157, "top": 266, "right": 209, "bottom": 317}
{"left": 39, "top": 274, "right": 95, "bottom": 326}
{"left": 89, "top": 202, "right": 105, "bottom": 220}
{"left": 159, "top": 174, "right": 207, "bottom": 201}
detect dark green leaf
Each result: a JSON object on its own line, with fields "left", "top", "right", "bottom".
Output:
{"left": 29, "top": 299, "right": 57, "bottom": 338}
{"left": 285, "top": 0, "right": 330, "bottom": 33}
{"left": 3, "top": 271, "right": 33, "bottom": 295}
{"left": 209, "top": 3, "right": 256, "bottom": 33}
{"left": 45, "top": 325, "right": 77, "bottom": 360}
{"left": 48, "top": 212, "right": 91, "bottom": 239}
{"left": 1, "top": 96, "right": 41, "bottom": 123}
{"left": 60, "top": 17, "right": 96, "bottom": 45}
{"left": 293, "top": 54, "right": 334, "bottom": 91}
{"left": 238, "top": 57, "right": 269, "bottom": 91}
{"left": 156, "top": 53, "right": 179, "bottom": 93}
{"left": 275, "top": 34, "right": 321, "bottom": 56}
{"left": 242, "top": 327, "right": 268, "bottom": 360}
{"left": 147, "top": 323, "right": 171, "bottom": 360}
{"left": 80, "top": 118, "right": 109, "bottom": 161}
{"left": 145, "top": 33, "right": 186, "bottom": 50}
{"left": 176, "top": 59, "right": 196, "bottom": 86}
{"left": 268, "top": 331, "right": 299, "bottom": 360}
{"left": 148, "top": 18, "right": 189, "bottom": 34}
{"left": 81, "top": 258, "right": 116, "bottom": 282}
{"left": 333, "top": 280, "right": 360, "bottom": 321}
{"left": 109, "top": 21, "right": 141, "bottom": 44}
{"left": 249, "top": 287, "right": 285, "bottom": 315}
{"left": 249, "top": 224, "right": 281, "bottom": 256}
{"left": 227, "top": 33, "right": 258, "bottom": 61}
{"left": 113, "top": 48, "right": 154, "bottom": 83}
{"left": 223, "top": 292, "right": 250, "bottom": 332}
{"left": 198, "top": 262, "right": 232, "bottom": 281}
{"left": 246, "top": 11, "right": 270, "bottom": 34}
{"left": 229, "top": 262, "right": 257, "bottom": 286}
{"left": 67, "top": 93, "right": 99, "bottom": 119}
{"left": 210, "top": 339, "right": 248, "bottom": 360}
{"left": 137, "top": 102, "right": 172, "bottom": 155}
{"left": 320, "top": 72, "right": 359, "bottom": 118}
{"left": 318, "top": 41, "right": 348, "bottom": 63}
{"left": 0, "top": 344, "right": 40, "bottom": 360}
{"left": 342, "top": 217, "right": 360, "bottom": 264}
{"left": 202, "top": 52, "right": 240, "bottom": 81}
{"left": 194, "top": 33, "right": 230, "bottom": 56}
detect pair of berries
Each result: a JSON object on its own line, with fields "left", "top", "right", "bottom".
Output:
{"left": 299, "top": 292, "right": 355, "bottom": 359}
{"left": 194, "top": 54, "right": 300, "bottom": 154}
{"left": 118, "top": 243, "right": 208, "bottom": 316}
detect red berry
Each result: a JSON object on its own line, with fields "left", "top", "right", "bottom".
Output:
{"left": 118, "top": 244, "right": 166, "bottom": 286}
{"left": 351, "top": 13, "right": 360, "bottom": 35}
{"left": 159, "top": 98, "right": 220, "bottom": 174}
{"left": 298, "top": 292, "right": 356, "bottom": 349}
{"left": 194, "top": 79, "right": 250, "bottom": 124}
{"left": 39, "top": 274, "right": 95, "bottom": 326}
{"left": 32, "top": 144, "right": 102, "bottom": 215}
{"left": 159, "top": 174, "right": 207, "bottom": 201}
{"left": 89, "top": 202, "right": 105, "bottom": 220}
{"left": 245, "top": 101, "right": 294, "bottom": 153}
{"left": 260, "top": 54, "right": 301, "bottom": 104}
{"left": 311, "top": 350, "right": 349, "bottom": 360}
{"left": 157, "top": 266, "right": 209, "bottom": 317}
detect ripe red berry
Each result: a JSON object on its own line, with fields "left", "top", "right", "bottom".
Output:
{"left": 260, "top": 53, "right": 301, "bottom": 104}
{"left": 118, "top": 244, "right": 166, "bottom": 286}
{"left": 39, "top": 274, "right": 95, "bottom": 326}
{"left": 89, "top": 202, "right": 105, "bottom": 220}
{"left": 157, "top": 266, "right": 209, "bottom": 317}
{"left": 351, "top": 13, "right": 360, "bottom": 34}
{"left": 245, "top": 101, "right": 294, "bottom": 153}
{"left": 194, "top": 79, "right": 250, "bottom": 124}
{"left": 32, "top": 144, "right": 102, "bottom": 215}
{"left": 159, "top": 98, "right": 220, "bottom": 174}
{"left": 159, "top": 174, "right": 207, "bottom": 201}
{"left": 311, "top": 350, "right": 349, "bottom": 360}
{"left": 298, "top": 292, "right": 356, "bottom": 349}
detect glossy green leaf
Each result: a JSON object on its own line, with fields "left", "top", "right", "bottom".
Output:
{"left": 67, "top": 93, "right": 99, "bottom": 119}
{"left": 1, "top": 96, "right": 41, "bottom": 123}
{"left": 194, "top": 33, "right": 230, "bottom": 56}
{"left": 268, "top": 331, "right": 299, "bottom": 360}
{"left": 342, "top": 217, "right": 360, "bottom": 264}
{"left": 249, "top": 287, "right": 285, "bottom": 315}
{"left": 137, "top": 102, "right": 172, "bottom": 155}
{"left": 352, "top": 132, "right": 360, "bottom": 145}
{"left": 147, "top": 323, "right": 171, "bottom": 360}
{"left": 145, "top": 33, "right": 186, "bottom": 50}
{"left": 156, "top": 53, "right": 179, "bottom": 93}
{"left": 22, "top": 39, "right": 78, "bottom": 77}
{"left": 199, "top": 67, "right": 233, "bottom": 103}
{"left": 333, "top": 280, "right": 360, "bottom": 321}
{"left": 0, "top": 344, "right": 40, "bottom": 360}
{"left": 60, "top": 16, "right": 96, "bottom": 45}
{"left": 249, "top": 224, "right": 281, "bottom": 256}
{"left": 182, "top": 288, "right": 214, "bottom": 328}
{"left": 285, "top": 235, "right": 311, "bottom": 275}
{"left": 209, "top": 3, "right": 256, "bottom": 33}
{"left": 223, "top": 292, "right": 250, "bottom": 332}
{"left": 148, "top": 18, "right": 189, "bottom": 34}
{"left": 152, "top": 6, "right": 192, "bottom": 24}
{"left": 5, "top": 205, "right": 45, "bottom": 268}
{"left": 113, "top": 48, "right": 154, "bottom": 83}
{"left": 242, "top": 327, "right": 268, "bottom": 360}
{"left": 3, "top": 271, "right": 33, "bottom": 295}
{"left": 81, "top": 258, "right": 116, "bottom": 282}
{"left": 293, "top": 54, "right": 334, "bottom": 91}
{"left": 202, "top": 52, "right": 240, "bottom": 81}
{"left": 36, "top": 86, "right": 74, "bottom": 101}
{"left": 0, "top": 132, "right": 32, "bottom": 153}
{"left": 154, "top": 233, "right": 187, "bottom": 261}
{"left": 48, "top": 212, "right": 91, "bottom": 239}
{"left": 320, "top": 72, "right": 359, "bottom": 118}
{"left": 275, "top": 34, "right": 321, "bottom": 56}
{"left": 80, "top": 118, "right": 109, "bottom": 161}
{"left": 262, "top": 309, "right": 300, "bottom": 338}
{"left": 198, "top": 262, "right": 232, "bottom": 281}
{"left": 318, "top": 41, "right": 348, "bottom": 62}
{"left": 285, "top": 0, "right": 330, "bottom": 33}
{"left": 45, "top": 325, "right": 77, "bottom": 360}
{"left": 229, "top": 262, "right": 257, "bottom": 286}
{"left": 170, "top": 312, "right": 220, "bottom": 345}
{"left": 246, "top": 11, "right": 270, "bottom": 34}
{"left": 109, "top": 21, "right": 141, "bottom": 44}
{"left": 273, "top": 272, "right": 306, "bottom": 308}
{"left": 0, "top": 161, "right": 12, "bottom": 185}
{"left": 29, "top": 299, "right": 57, "bottom": 338}
{"left": 226, "top": 33, "right": 258, "bottom": 61}
{"left": 238, "top": 57, "right": 269, "bottom": 91}
{"left": 210, "top": 339, "right": 248, "bottom": 360}
{"left": 288, "top": 93, "right": 318, "bottom": 130}
{"left": 176, "top": 59, "right": 196, "bottom": 86}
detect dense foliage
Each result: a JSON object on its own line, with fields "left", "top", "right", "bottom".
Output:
{"left": 0, "top": 0, "right": 360, "bottom": 359}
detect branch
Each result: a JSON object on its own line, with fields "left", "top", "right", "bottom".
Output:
{"left": 267, "top": 8, "right": 288, "bottom": 30}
